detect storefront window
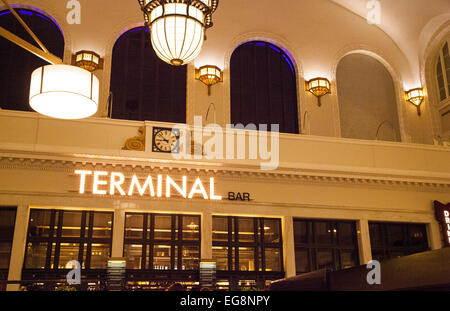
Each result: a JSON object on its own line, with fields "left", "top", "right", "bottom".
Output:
{"left": 212, "top": 216, "right": 283, "bottom": 272}
{"left": 123, "top": 213, "right": 201, "bottom": 271}
{"left": 153, "top": 245, "right": 171, "bottom": 270}
{"left": 293, "top": 219, "right": 359, "bottom": 274}
{"left": 123, "top": 244, "right": 142, "bottom": 269}
{"left": 369, "top": 222, "right": 428, "bottom": 262}
{"left": 154, "top": 215, "right": 172, "bottom": 240}
{"left": 182, "top": 245, "right": 199, "bottom": 270}
{"left": 212, "top": 246, "right": 228, "bottom": 271}
{"left": 61, "top": 211, "right": 82, "bottom": 238}
{"left": 24, "top": 209, "right": 113, "bottom": 270}
{"left": 92, "top": 213, "right": 112, "bottom": 238}
{"left": 24, "top": 242, "right": 47, "bottom": 269}
{"left": 125, "top": 214, "right": 144, "bottom": 239}
{"left": 28, "top": 209, "right": 51, "bottom": 238}
{"left": 0, "top": 208, "right": 16, "bottom": 270}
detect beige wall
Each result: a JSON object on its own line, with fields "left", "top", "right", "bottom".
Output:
{"left": 0, "top": 0, "right": 447, "bottom": 143}
{"left": 0, "top": 0, "right": 449, "bottom": 289}
{"left": 337, "top": 54, "right": 401, "bottom": 142}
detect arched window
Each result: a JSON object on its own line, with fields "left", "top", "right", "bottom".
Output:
{"left": 436, "top": 40, "right": 450, "bottom": 103}
{"left": 110, "top": 27, "right": 187, "bottom": 123}
{"left": 230, "top": 41, "right": 299, "bottom": 134}
{"left": 336, "top": 54, "right": 401, "bottom": 142}
{"left": 0, "top": 9, "right": 64, "bottom": 112}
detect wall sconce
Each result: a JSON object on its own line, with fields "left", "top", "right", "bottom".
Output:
{"left": 72, "top": 50, "right": 103, "bottom": 72}
{"left": 306, "top": 78, "right": 331, "bottom": 107}
{"left": 406, "top": 88, "right": 424, "bottom": 116}
{"left": 195, "top": 65, "right": 223, "bottom": 96}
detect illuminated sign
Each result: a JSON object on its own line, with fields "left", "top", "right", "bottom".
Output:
{"left": 75, "top": 170, "right": 222, "bottom": 200}
{"left": 434, "top": 201, "right": 450, "bottom": 248}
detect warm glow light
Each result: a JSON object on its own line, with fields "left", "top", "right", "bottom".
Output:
{"left": 139, "top": 0, "right": 219, "bottom": 66}
{"left": 306, "top": 77, "right": 331, "bottom": 107}
{"left": 406, "top": 88, "right": 425, "bottom": 116}
{"left": 75, "top": 171, "right": 222, "bottom": 200}
{"left": 29, "top": 65, "right": 99, "bottom": 119}
{"left": 195, "top": 65, "right": 223, "bottom": 95}
{"left": 73, "top": 50, "right": 102, "bottom": 72}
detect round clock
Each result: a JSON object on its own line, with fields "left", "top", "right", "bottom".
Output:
{"left": 152, "top": 127, "right": 180, "bottom": 153}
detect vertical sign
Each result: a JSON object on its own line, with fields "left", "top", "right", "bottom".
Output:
{"left": 107, "top": 258, "right": 126, "bottom": 291}
{"left": 199, "top": 260, "right": 216, "bottom": 289}
{"left": 434, "top": 201, "right": 450, "bottom": 248}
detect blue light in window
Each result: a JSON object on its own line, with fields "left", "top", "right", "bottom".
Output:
{"left": 0, "top": 11, "right": 11, "bottom": 17}
{"left": 18, "top": 10, "right": 33, "bottom": 16}
{"left": 283, "top": 54, "right": 295, "bottom": 74}
{"left": 36, "top": 13, "right": 50, "bottom": 21}
{"left": 269, "top": 45, "right": 281, "bottom": 53}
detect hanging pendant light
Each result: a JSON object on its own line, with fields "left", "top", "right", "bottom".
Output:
{"left": 29, "top": 65, "right": 99, "bottom": 119}
{"left": 138, "top": 0, "right": 219, "bottom": 66}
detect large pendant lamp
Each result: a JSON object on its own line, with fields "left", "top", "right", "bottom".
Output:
{"left": 138, "top": 0, "right": 219, "bottom": 66}
{"left": 0, "top": 0, "right": 100, "bottom": 120}
{"left": 29, "top": 65, "right": 99, "bottom": 120}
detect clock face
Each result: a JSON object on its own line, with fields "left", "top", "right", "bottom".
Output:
{"left": 152, "top": 127, "right": 180, "bottom": 153}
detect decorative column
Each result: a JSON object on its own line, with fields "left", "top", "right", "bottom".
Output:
{"left": 282, "top": 216, "right": 296, "bottom": 278}
{"left": 427, "top": 221, "right": 443, "bottom": 250}
{"left": 201, "top": 211, "right": 213, "bottom": 260}
{"left": 357, "top": 219, "right": 372, "bottom": 264}
{"left": 7, "top": 205, "right": 30, "bottom": 291}
{"left": 111, "top": 208, "right": 125, "bottom": 258}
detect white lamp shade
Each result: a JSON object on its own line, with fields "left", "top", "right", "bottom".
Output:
{"left": 150, "top": 3, "right": 205, "bottom": 65}
{"left": 29, "top": 64, "right": 99, "bottom": 119}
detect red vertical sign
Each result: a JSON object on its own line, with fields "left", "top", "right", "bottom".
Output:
{"left": 434, "top": 201, "right": 450, "bottom": 248}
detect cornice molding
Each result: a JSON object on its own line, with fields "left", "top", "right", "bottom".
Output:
{"left": 0, "top": 153, "right": 449, "bottom": 190}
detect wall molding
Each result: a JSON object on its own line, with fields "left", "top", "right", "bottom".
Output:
{"left": 0, "top": 153, "right": 448, "bottom": 190}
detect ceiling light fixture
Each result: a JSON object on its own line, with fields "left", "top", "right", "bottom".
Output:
{"left": 30, "top": 65, "right": 99, "bottom": 119}
{"left": 138, "top": 0, "right": 219, "bottom": 66}
{"left": 0, "top": 0, "right": 99, "bottom": 119}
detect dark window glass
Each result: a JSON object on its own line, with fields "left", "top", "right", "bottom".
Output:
{"left": 28, "top": 209, "right": 52, "bottom": 238}
{"left": 61, "top": 211, "right": 82, "bottom": 238}
{"left": 123, "top": 244, "right": 142, "bottom": 269}
{"left": 154, "top": 215, "right": 172, "bottom": 240}
{"left": 437, "top": 57, "right": 447, "bottom": 101}
{"left": 443, "top": 42, "right": 450, "bottom": 93}
{"left": 238, "top": 218, "right": 254, "bottom": 243}
{"left": 0, "top": 9, "right": 64, "bottom": 111}
{"left": 24, "top": 241, "right": 47, "bottom": 269}
{"left": 123, "top": 213, "right": 200, "bottom": 271}
{"left": 293, "top": 219, "right": 359, "bottom": 274}
{"left": 24, "top": 210, "right": 113, "bottom": 270}
{"left": 212, "top": 217, "right": 228, "bottom": 242}
{"left": 230, "top": 41, "right": 299, "bottom": 134}
{"left": 212, "top": 216, "right": 283, "bottom": 273}
{"left": 369, "top": 222, "right": 429, "bottom": 261}
{"left": 0, "top": 208, "right": 16, "bottom": 270}
{"left": 182, "top": 216, "right": 200, "bottom": 241}
{"left": 182, "top": 245, "right": 199, "bottom": 270}
{"left": 110, "top": 27, "right": 186, "bottom": 123}
{"left": 263, "top": 219, "right": 280, "bottom": 244}
{"left": 212, "top": 246, "right": 228, "bottom": 271}
{"left": 294, "top": 249, "right": 309, "bottom": 274}
{"left": 125, "top": 214, "right": 144, "bottom": 239}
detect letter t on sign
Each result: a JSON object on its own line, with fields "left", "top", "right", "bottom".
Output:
{"left": 75, "top": 170, "right": 92, "bottom": 194}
